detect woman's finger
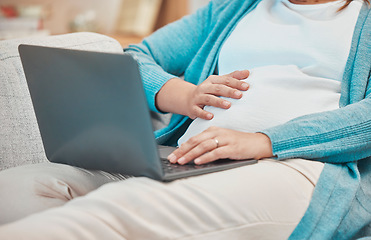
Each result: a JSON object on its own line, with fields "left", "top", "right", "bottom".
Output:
{"left": 188, "top": 105, "right": 214, "bottom": 120}
{"left": 208, "top": 76, "right": 249, "bottom": 91}
{"left": 177, "top": 139, "right": 220, "bottom": 165}
{"left": 225, "top": 70, "right": 250, "bottom": 80}
{"left": 205, "top": 84, "right": 245, "bottom": 99}
{"left": 168, "top": 130, "right": 217, "bottom": 163}
{"left": 194, "top": 146, "right": 231, "bottom": 165}
{"left": 197, "top": 94, "right": 231, "bottom": 109}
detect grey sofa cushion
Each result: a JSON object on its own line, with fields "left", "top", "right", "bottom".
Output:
{"left": 0, "top": 32, "right": 124, "bottom": 170}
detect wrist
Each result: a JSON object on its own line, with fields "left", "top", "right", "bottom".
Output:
{"left": 253, "top": 133, "right": 274, "bottom": 160}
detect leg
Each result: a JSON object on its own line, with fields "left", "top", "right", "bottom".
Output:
{"left": 0, "top": 162, "right": 128, "bottom": 224}
{"left": 0, "top": 159, "right": 324, "bottom": 240}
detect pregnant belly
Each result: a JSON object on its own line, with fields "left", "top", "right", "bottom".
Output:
{"left": 178, "top": 65, "right": 341, "bottom": 145}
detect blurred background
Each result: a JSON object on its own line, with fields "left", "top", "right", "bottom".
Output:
{"left": 0, "top": 0, "right": 210, "bottom": 46}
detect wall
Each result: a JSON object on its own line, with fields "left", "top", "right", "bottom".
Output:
{"left": 189, "top": 0, "right": 210, "bottom": 13}
{"left": 155, "top": 0, "right": 188, "bottom": 29}
{"left": 0, "top": 0, "right": 209, "bottom": 36}
{"left": 0, "top": 0, "right": 122, "bottom": 34}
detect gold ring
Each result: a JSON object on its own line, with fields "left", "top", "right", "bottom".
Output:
{"left": 214, "top": 138, "right": 219, "bottom": 148}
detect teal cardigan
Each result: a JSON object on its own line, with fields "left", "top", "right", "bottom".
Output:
{"left": 125, "top": 0, "right": 371, "bottom": 239}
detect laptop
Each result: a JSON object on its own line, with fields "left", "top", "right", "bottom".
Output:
{"left": 18, "top": 45, "right": 257, "bottom": 181}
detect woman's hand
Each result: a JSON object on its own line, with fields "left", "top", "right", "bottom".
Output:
{"left": 185, "top": 70, "right": 250, "bottom": 120}
{"left": 155, "top": 70, "right": 250, "bottom": 120}
{"left": 167, "top": 127, "right": 274, "bottom": 165}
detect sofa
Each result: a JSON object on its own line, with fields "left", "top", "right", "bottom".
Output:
{"left": 0, "top": 32, "right": 170, "bottom": 171}
{"left": 1, "top": 32, "right": 370, "bottom": 239}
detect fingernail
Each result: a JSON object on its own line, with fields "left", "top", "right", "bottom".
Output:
{"left": 242, "top": 82, "right": 249, "bottom": 89}
{"left": 207, "top": 113, "right": 213, "bottom": 119}
{"left": 194, "top": 158, "right": 202, "bottom": 165}
{"left": 168, "top": 154, "right": 177, "bottom": 163}
{"left": 178, "top": 157, "right": 186, "bottom": 165}
{"left": 223, "top": 101, "right": 231, "bottom": 108}
{"left": 234, "top": 90, "right": 242, "bottom": 97}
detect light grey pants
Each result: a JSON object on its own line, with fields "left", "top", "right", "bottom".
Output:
{"left": 0, "top": 159, "right": 324, "bottom": 240}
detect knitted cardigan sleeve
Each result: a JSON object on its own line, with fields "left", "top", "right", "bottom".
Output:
{"left": 124, "top": 2, "right": 216, "bottom": 113}
{"left": 261, "top": 93, "right": 371, "bottom": 163}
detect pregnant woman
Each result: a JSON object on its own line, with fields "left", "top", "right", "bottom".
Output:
{"left": 0, "top": 0, "right": 370, "bottom": 239}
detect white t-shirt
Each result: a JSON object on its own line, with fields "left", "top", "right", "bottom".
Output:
{"left": 178, "top": 0, "right": 362, "bottom": 145}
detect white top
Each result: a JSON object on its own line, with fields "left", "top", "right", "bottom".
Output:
{"left": 178, "top": 0, "right": 362, "bottom": 145}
